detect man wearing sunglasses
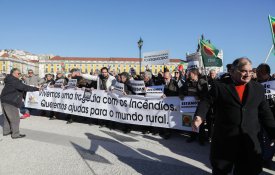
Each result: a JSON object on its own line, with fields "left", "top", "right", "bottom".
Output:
{"left": 25, "top": 69, "right": 44, "bottom": 86}
{"left": 0, "top": 68, "right": 40, "bottom": 139}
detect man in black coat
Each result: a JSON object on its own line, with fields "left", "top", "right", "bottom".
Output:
{"left": 163, "top": 71, "right": 180, "bottom": 96}
{"left": 193, "top": 57, "right": 275, "bottom": 175}
{"left": 1, "top": 68, "right": 40, "bottom": 139}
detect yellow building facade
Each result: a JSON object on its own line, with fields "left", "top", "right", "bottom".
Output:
{"left": 0, "top": 54, "right": 181, "bottom": 77}
{"left": 39, "top": 56, "right": 180, "bottom": 77}
{"left": 0, "top": 54, "right": 38, "bottom": 74}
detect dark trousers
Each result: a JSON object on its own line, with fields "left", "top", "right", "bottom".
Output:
{"left": 1, "top": 103, "right": 21, "bottom": 137}
{"left": 211, "top": 155, "right": 263, "bottom": 175}
{"left": 189, "top": 122, "right": 206, "bottom": 142}
{"left": 259, "top": 128, "right": 275, "bottom": 162}
{"left": 211, "top": 135, "right": 263, "bottom": 175}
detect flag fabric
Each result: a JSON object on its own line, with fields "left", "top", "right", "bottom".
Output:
{"left": 173, "top": 60, "right": 188, "bottom": 72}
{"left": 177, "top": 61, "right": 188, "bottom": 71}
{"left": 200, "top": 39, "right": 222, "bottom": 67}
{"left": 269, "top": 15, "right": 275, "bottom": 49}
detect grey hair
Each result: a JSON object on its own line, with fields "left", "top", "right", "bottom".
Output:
{"left": 144, "top": 71, "right": 152, "bottom": 79}
{"left": 232, "top": 57, "right": 252, "bottom": 71}
{"left": 164, "top": 71, "right": 172, "bottom": 77}
{"left": 209, "top": 69, "right": 216, "bottom": 73}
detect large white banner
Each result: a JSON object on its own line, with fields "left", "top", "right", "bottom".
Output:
{"left": 142, "top": 50, "right": 169, "bottom": 66}
{"left": 25, "top": 88, "right": 198, "bottom": 131}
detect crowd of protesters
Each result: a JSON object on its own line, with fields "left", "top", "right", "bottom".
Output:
{"left": 2, "top": 58, "right": 275, "bottom": 172}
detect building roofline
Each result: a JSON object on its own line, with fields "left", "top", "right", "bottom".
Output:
{"left": 50, "top": 56, "right": 181, "bottom": 62}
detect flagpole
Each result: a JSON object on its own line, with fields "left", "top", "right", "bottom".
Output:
{"left": 264, "top": 45, "right": 274, "bottom": 63}
{"left": 199, "top": 39, "right": 210, "bottom": 88}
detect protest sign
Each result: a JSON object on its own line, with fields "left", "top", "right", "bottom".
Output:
{"left": 261, "top": 80, "right": 275, "bottom": 99}
{"left": 130, "top": 80, "right": 145, "bottom": 94}
{"left": 142, "top": 50, "right": 169, "bottom": 66}
{"left": 180, "top": 96, "right": 199, "bottom": 128}
{"left": 180, "top": 96, "right": 199, "bottom": 113}
{"left": 25, "top": 89, "right": 197, "bottom": 131}
{"left": 66, "top": 79, "right": 77, "bottom": 89}
{"left": 54, "top": 79, "right": 64, "bottom": 88}
{"left": 145, "top": 85, "right": 164, "bottom": 97}
{"left": 83, "top": 89, "right": 92, "bottom": 100}
{"left": 187, "top": 61, "right": 200, "bottom": 70}
{"left": 114, "top": 82, "right": 125, "bottom": 94}
{"left": 42, "top": 83, "right": 50, "bottom": 89}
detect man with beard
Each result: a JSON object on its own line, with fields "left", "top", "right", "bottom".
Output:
{"left": 82, "top": 67, "right": 116, "bottom": 91}
{"left": 158, "top": 71, "right": 181, "bottom": 139}
{"left": 82, "top": 67, "right": 117, "bottom": 128}
{"left": 163, "top": 71, "right": 180, "bottom": 96}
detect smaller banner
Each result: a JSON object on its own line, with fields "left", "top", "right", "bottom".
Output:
{"left": 262, "top": 80, "right": 275, "bottom": 99}
{"left": 130, "top": 80, "right": 145, "bottom": 94}
{"left": 42, "top": 83, "right": 50, "bottom": 89}
{"left": 114, "top": 82, "right": 125, "bottom": 94}
{"left": 83, "top": 89, "right": 92, "bottom": 100}
{"left": 66, "top": 79, "right": 77, "bottom": 89}
{"left": 54, "top": 79, "right": 65, "bottom": 88}
{"left": 142, "top": 50, "right": 169, "bottom": 66}
{"left": 180, "top": 96, "right": 199, "bottom": 113}
{"left": 187, "top": 61, "right": 200, "bottom": 70}
{"left": 180, "top": 96, "right": 199, "bottom": 129}
{"left": 145, "top": 85, "right": 164, "bottom": 97}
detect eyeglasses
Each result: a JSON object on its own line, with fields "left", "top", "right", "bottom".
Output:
{"left": 175, "top": 72, "right": 179, "bottom": 74}
{"left": 28, "top": 72, "right": 33, "bottom": 74}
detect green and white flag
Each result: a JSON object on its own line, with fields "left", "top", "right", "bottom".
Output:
{"left": 200, "top": 39, "right": 222, "bottom": 67}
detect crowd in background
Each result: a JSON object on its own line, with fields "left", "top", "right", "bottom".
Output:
{"left": 1, "top": 61, "right": 275, "bottom": 169}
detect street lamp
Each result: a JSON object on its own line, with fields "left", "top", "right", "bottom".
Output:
{"left": 137, "top": 37, "right": 143, "bottom": 74}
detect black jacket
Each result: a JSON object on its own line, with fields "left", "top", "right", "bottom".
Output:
{"left": 0, "top": 75, "right": 39, "bottom": 108}
{"left": 163, "top": 79, "right": 179, "bottom": 96}
{"left": 183, "top": 78, "right": 208, "bottom": 98}
{"left": 195, "top": 77, "right": 275, "bottom": 158}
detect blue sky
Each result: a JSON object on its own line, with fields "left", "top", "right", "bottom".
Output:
{"left": 0, "top": 0, "right": 275, "bottom": 70}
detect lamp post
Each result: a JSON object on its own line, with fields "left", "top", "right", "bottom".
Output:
{"left": 137, "top": 37, "right": 143, "bottom": 74}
